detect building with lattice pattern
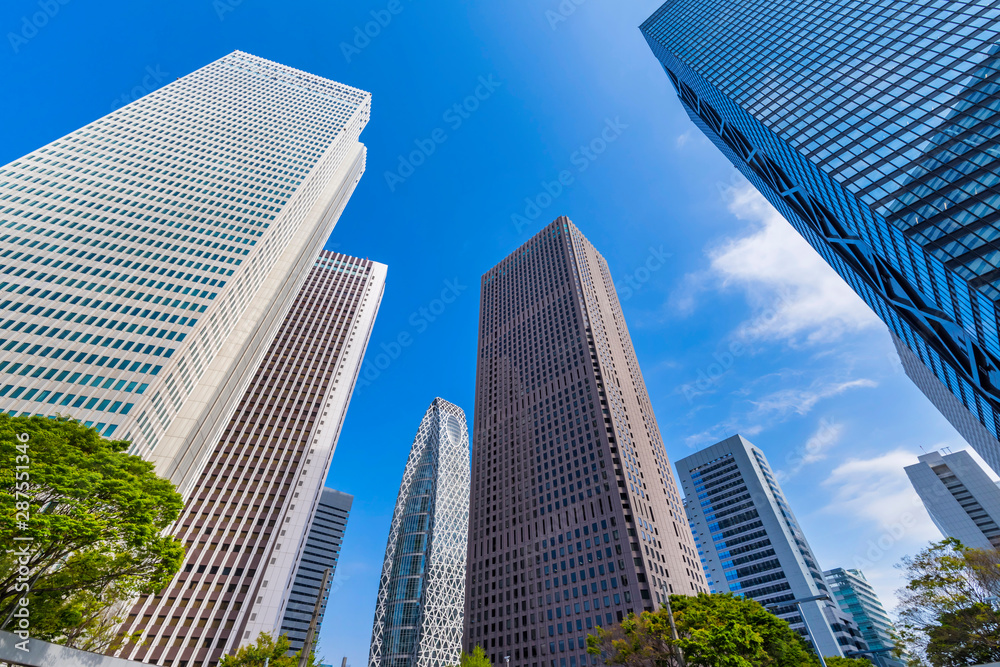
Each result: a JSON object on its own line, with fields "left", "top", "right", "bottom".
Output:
{"left": 369, "top": 398, "right": 470, "bottom": 667}
{"left": 466, "top": 218, "right": 707, "bottom": 667}
{"left": 0, "top": 50, "right": 370, "bottom": 496}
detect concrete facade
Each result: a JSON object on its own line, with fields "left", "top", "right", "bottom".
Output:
{"left": 280, "top": 488, "right": 354, "bottom": 654}
{"left": 906, "top": 449, "right": 1000, "bottom": 549}
{"left": 0, "top": 51, "right": 371, "bottom": 497}
{"left": 114, "top": 251, "right": 385, "bottom": 667}
{"left": 466, "top": 218, "right": 706, "bottom": 667}
{"left": 677, "top": 435, "right": 867, "bottom": 660}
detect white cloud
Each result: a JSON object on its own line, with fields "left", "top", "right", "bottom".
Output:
{"left": 749, "top": 378, "right": 877, "bottom": 420}
{"left": 675, "top": 182, "right": 879, "bottom": 345}
{"left": 676, "top": 130, "right": 693, "bottom": 148}
{"left": 780, "top": 418, "right": 845, "bottom": 479}
{"left": 821, "top": 449, "right": 940, "bottom": 542}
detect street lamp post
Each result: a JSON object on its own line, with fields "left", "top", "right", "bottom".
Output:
{"left": 766, "top": 594, "right": 831, "bottom": 667}
{"left": 660, "top": 587, "right": 685, "bottom": 667}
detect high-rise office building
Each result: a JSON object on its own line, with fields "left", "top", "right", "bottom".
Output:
{"left": 0, "top": 50, "right": 371, "bottom": 495}
{"left": 677, "top": 435, "right": 867, "bottom": 659}
{"left": 369, "top": 398, "right": 470, "bottom": 667}
{"left": 466, "top": 218, "right": 706, "bottom": 667}
{"left": 281, "top": 488, "right": 354, "bottom": 653}
{"left": 905, "top": 449, "right": 1000, "bottom": 549}
{"left": 641, "top": 1, "right": 1000, "bottom": 473}
{"left": 824, "top": 568, "right": 905, "bottom": 667}
{"left": 116, "top": 251, "right": 386, "bottom": 667}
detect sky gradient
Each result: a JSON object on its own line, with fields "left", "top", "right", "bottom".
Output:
{"left": 0, "top": 0, "right": 988, "bottom": 665}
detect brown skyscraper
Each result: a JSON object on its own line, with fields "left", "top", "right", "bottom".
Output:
{"left": 115, "top": 251, "right": 386, "bottom": 667}
{"left": 465, "top": 218, "right": 706, "bottom": 667}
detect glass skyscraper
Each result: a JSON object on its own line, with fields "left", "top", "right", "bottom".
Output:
{"left": 0, "top": 51, "right": 371, "bottom": 495}
{"left": 642, "top": 1, "right": 1000, "bottom": 472}
{"left": 466, "top": 218, "right": 707, "bottom": 667}
{"left": 677, "top": 435, "right": 868, "bottom": 660}
{"left": 824, "top": 568, "right": 905, "bottom": 667}
{"left": 369, "top": 398, "right": 470, "bottom": 667}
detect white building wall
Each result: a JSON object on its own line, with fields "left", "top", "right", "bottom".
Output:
{"left": 0, "top": 51, "right": 371, "bottom": 495}
{"left": 905, "top": 449, "right": 1000, "bottom": 550}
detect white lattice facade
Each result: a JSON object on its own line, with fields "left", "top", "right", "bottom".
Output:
{"left": 0, "top": 51, "right": 370, "bottom": 495}
{"left": 370, "top": 398, "right": 470, "bottom": 667}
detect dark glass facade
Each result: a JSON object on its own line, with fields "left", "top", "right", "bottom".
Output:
{"left": 641, "top": 0, "right": 1000, "bottom": 471}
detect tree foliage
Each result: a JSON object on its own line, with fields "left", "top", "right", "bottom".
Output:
{"left": 449, "top": 646, "right": 492, "bottom": 667}
{"left": 218, "top": 632, "right": 318, "bottom": 667}
{"left": 587, "top": 593, "right": 820, "bottom": 667}
{"left": 824, "top": 658, "right": 872, "bottom": 666}
{"left": 895, "top": 538, "right": 1000, "bottom": 666}
{"left": 0, "top": 414, "right": 184, "bottom": 650}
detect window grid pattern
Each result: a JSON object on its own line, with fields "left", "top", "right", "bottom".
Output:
{"left": 115, "top": 251, "right": 384, "bottom": 667}
{"left": 641, "top": 0, "right": 1000, "bottom": 471}
{"left": 370, "top": 398, "right": 471, "bottom": 667}
{"left": 678, "top": 437, "right": 868, "bottom": 659}
{"left": 823, "top": 568, "right": 904, "bottom": 664}
{"left": 0, "top": 50, "right": 371, "bottom": 467}
{"left": 280, "top": 488, "right": 354, "bottom": 653}
{"left": 466, "top": 218, "right": 705, "bottom": 667}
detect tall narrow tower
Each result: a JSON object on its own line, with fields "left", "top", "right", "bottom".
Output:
{"left": 465, "top": 217, "right": 706, "bottom": 667}
{"left": 0, "top": 51, "right": 371, "bottom": 496}
{"left": 369, "top": 398, "right": 470, "bottom": 667}
{"left": 116, "top": 251, "right": 386, "bottom": 667}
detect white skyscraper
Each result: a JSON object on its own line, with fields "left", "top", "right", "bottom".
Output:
{"left": 677, "top": 435, "right": 868, "bottom": 660}
{"left": 906, "top": 449, "right": 1000, "bottom": 550}
{"left": 0, "top": 51, "right": 370, "bottom": 495}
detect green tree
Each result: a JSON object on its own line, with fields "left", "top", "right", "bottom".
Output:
{"left": 0, "top": 414, "right": 185, "bottom": 650}
{"left": 896, "top": 538, "right": 1000, "bottom": 666}
{"left": 449, "top": 646, "right": 492, "bottom": 667}
{"left": 218, "top": 632, "right": 318, "bottom": 667}
{"left": 587, "top": 593, "right": 820, "bottom": 667}
{"left": 824, "top": 657, "right": 872, "bottom": 666}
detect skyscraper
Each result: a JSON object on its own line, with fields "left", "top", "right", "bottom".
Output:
{"left": 905, "top": 449, "right": 1000, "bottom": 549}
{"left": 281, "top": 488, "right": 354, "bottom": 653}
{"left": 824, "top": 568, "right": 905, "bottom": 667}
{"left": 466, "top": 218, "right": 706, "bottom": 667}
{"left": 677, "top": 435, "right": 867, "bottom": 660}
{"left": 641, "top": 1, "right": 1000, "bottom": 472}
{"left": 369, "top": 398, "right": 470, "bottom": 667}
{"left": 115, "top": 251, "right": 386, "bottom": 667}
{"left": 0, "top": 51, "right": 371, "bottom": 495}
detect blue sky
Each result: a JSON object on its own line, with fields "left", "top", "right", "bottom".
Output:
{"left": 1, "top": 0, "right": 989, "bottom": 664}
